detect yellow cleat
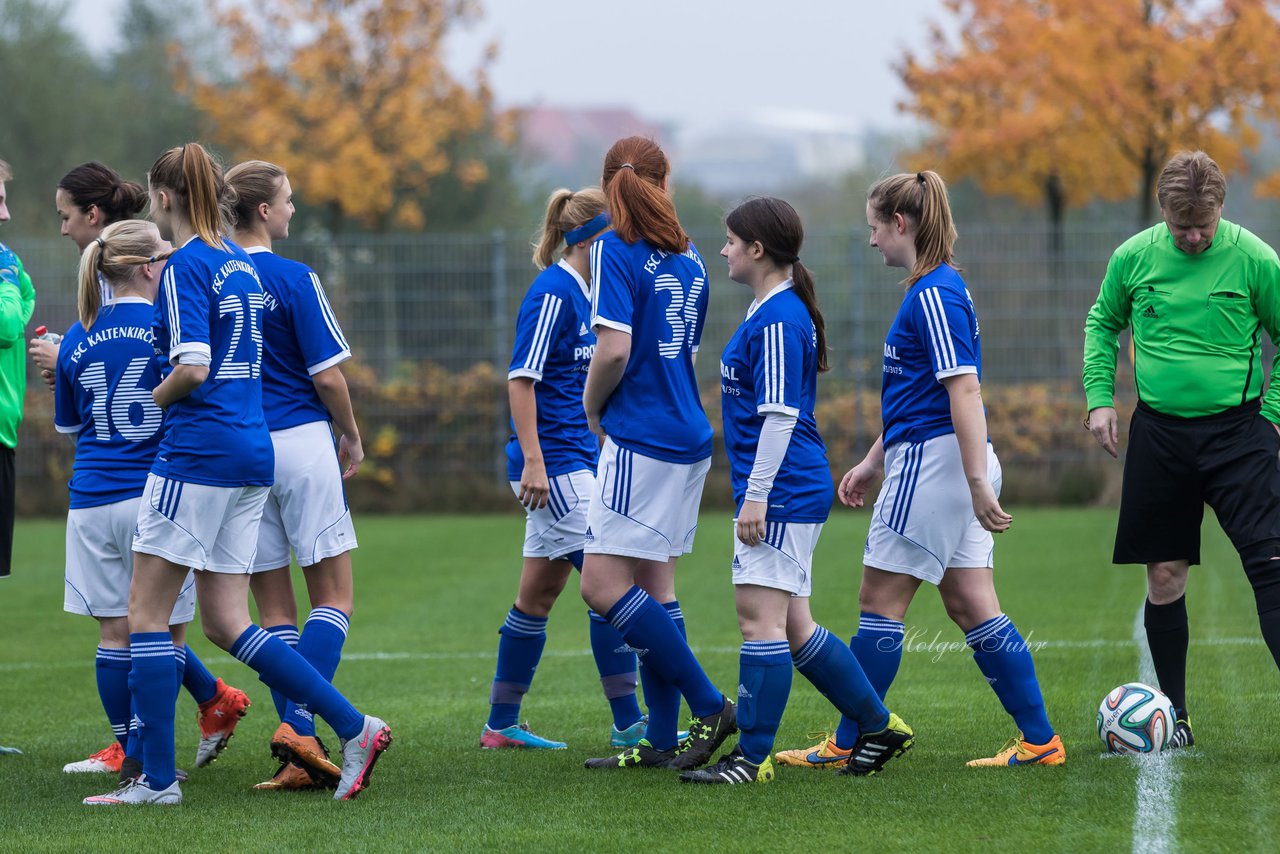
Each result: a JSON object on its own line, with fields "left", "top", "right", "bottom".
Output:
{"left": 774, "top": 732, "right": 852, "bottom": 769}
{"left": 966, "top": 732, "right": 1065, "bottom": 767}
{"left": 253, "top": 761, "right": 325, "bottom": 791}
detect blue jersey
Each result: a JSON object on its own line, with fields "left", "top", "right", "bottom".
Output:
{"left": 720, "top": 285, "right": 833, "bottom": 522}
{"left": 245, "top": 247, "right": 351, "bottom": 431}
{"left": 589, "top": 231, "right": 712, "bottom": 464}
{"left": 53, "top": 298, "right": 164, "bottom": 508}
{"left": 151, "top": 237, "right": 273, "bottom": 486}
{"left": 505, "top": 260, "right": 598, "bottom": 480}
{"left": 880, "top": 265, "right": 982, "bottom": 446}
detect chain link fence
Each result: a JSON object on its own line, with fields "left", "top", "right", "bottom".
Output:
{"left": 13, "top": 224, "right": 1209, "bottom": 514}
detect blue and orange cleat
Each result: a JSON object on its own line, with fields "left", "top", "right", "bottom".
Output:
{"left": 774, "top": 732, "right": 852, "bottom": 769}
{"left": 966, "top": 732, "right": 1065, "bottom": 767}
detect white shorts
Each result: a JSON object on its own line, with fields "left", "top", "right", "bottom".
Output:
{"left": 251, "top": 421, "right": 358, "bottom": 572}
{"left": 731, "top": 520, "right": 823, "bottom": 597}
{"left": 133, "top": 474, "right": 270, "bottom": 574}
{"left": 585, "top": 438, "right": 711, "bottom": 562}
{"left": 510, "top": 469, "right": 593, "bottom": 562}
{"left": 64, "top": 497, "right": 196, "bottom": 622}
{"left": 864, "top": 434, "right": 1001, "bottom": 585}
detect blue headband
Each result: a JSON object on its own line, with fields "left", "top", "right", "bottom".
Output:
{"left": 564, "top": 212, "right": 611, "bottom": 245}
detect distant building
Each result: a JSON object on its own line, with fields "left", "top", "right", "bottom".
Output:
{"left": 516, "top": 106, "right": 668, "bottom": 186}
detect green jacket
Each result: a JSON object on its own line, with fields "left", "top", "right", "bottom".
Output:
{"left": 1083, "top": 219, "right": 1280, "bottom": 422}
{"left": 0, "top": 241, "right": 36, "bottom": 449}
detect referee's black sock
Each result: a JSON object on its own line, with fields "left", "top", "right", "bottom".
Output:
{"left": 1241, "top": 545, "right": 1280, "bottom": 674}
{"left": 1144, "top": 595, "right": 1189, "bottom": 721}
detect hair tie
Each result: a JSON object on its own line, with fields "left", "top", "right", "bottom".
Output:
{"left": 619, "top": 163, "right": 635, "bottom": 171}
{"left": 916, "top": 172, "right": 926, "bottom": 184}
{"left": 148, "top": 255, "right": 157, "bottom": 264}
{"left": 564, "top": 212, "right": 611, "bottom": 245}
{"left": 95, "top": 236, "right": 106, "bottom": 248}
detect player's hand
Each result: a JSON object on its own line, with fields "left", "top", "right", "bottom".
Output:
{"left": 586, "top": 410, "right": 604, "bottom": 437}
{"left": 518, "top": 461, "right": 550, "bottom": 509}
{"left": 1087, "top": 406, "right": 1120, "bottom": 458}
{"left": 338, "top": 433, "right": 364, "bottom": 480}
{"left": 970, "top": 481, "right": 1012, "bottom": 533}
{"left": 838, "top": 461, "right": 879, "bottom": 508}
{"left": 735, "top": 499, "right": 767, "bottom": 546}
{"left": 29, "top": 336, "right": 59, "bottom": 380}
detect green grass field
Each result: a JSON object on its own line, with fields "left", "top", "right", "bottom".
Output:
{"left": 1, "top": 509, "right": 1277, "bottom": 853}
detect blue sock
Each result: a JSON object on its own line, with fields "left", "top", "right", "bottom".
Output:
{"left": 125, "top": 702, "right": 141, "bottom": 762}
{"left": 589, "top": 610, "right": 643, "bottom": 730}
{"left": 128, "top": 632, "right": 178, "bottom": 791}
{"left": 487, "top": 607, "right": 547, "bottom": 730}
{"left": 607, "top": 588, "right": 721, "bottom": 750}
{"left": 263, "top": 624, "right": 299, "bottom": 720}
{"left": 793, "top": 625, "right": 889, "bottom": 734}
{"left": 636, "top": 600, "right": 685, "bottom": 750}
{"left": 285, "top": 607, "right": 350, "bottom": 737}
{"left": 834, "top": 613, "right": 904, "bottom": 748}
{"left": 966, "top": 614, "right": 1055, "bottom": 745}
{"left": 230, "top": 625, "right": 363, "bottom": 741}
{"left": 736, "top": 640, "right": 793, "bottom": 765}
{"left": 95, "top": 647, "right": 132, "bottom": 748}
{"left": 180, "top": 644, "right": 219, "bottom": 705}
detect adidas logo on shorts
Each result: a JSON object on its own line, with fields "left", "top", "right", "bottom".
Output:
{"left": 584, "top": 527, "right": 594, "bottom": 542}
{"left": 731, "top": 556, "right": 742, "bottom": 569}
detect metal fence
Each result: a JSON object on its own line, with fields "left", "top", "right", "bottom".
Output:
{"left": 11, "top": 224, "right": 1201, "bottom": 513}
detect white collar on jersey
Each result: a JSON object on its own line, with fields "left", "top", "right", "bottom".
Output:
{"left": 106, "top": 296, "right": 153, "bottom": 306}
{"left": 745, "top": 278, "right": 793, "bottom": 320}
{"left": 243, "top": 245, "right": 272, "bottom": 255}
{"left": 557, "top": 258, "right": 590, "bottom": 301}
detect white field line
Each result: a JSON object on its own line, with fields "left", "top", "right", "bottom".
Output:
{"left": 0, "top": 635, "right": 1262, "bottom": 673}
{"left": 1131, "top": 604, "right": 1178, "bottom": 854}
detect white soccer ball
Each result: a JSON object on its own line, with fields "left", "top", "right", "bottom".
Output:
{"left": 1097, "top": 682, "right": 1176, "bottom": 754}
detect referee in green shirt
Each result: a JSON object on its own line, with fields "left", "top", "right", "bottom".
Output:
{"left": 1084, "top": 150, "right": 1280, "bottom": 750}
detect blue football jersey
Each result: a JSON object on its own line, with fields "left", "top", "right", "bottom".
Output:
{"left": 150, "top": 237, "right": 273, "bottom": 486}
{"left": 720, "top": 285, "right": 833, "bottom": 522}
{"left": 245, "top": 247, "right": 351, "bottom": 432}
{"left": 54, "top": 298, "right": 164, "bottom": 508}
{"left": 589, "top": 231, "right": 713, "bottom": 464}
{"left": 880, "top": 265, "right": 982, "bottom": 446}
{"left": 505, "top": 260, "right": 599, "bottom": 480}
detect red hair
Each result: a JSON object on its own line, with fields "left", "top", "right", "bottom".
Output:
{"left": 601, "top": 137, "right": 688, "bottom": 253}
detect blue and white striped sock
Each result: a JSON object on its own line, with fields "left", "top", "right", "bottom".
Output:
{"left": 263, "top": 624, "right": 299, "bottom": 720}
{"left": 588, "top": 609, "right": 642, "bottom": 731}
{"left": 794, "top": 624, "right": 890, "bottom": 735}
{"left": 95, "top": 646, "right": 131, "bottom": 748}
{"left": 736, "top": 640, "right": 793, "bottom": 765}
{"left": 966, "top": 614, "right": 1054, "bottom": 744}
{"left": 487, "top": 607, "right": 548, "bottom": 731}
{"left": 129, "top": 632, "right": 178, "bottom": 790}
{"left": 286, "top": 607, "right": 351, "bottom": 737}
{"left": 834, "top": 613, "right": 904, "bottom": 748}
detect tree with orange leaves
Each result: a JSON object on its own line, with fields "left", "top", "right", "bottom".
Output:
{"left": 188, "top": 0, "right": 503, "bottom": 231}
{"left": 899, "top": 0, "right": 1280, "bottom": 228}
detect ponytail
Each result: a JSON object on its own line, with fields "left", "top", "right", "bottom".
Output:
{"left": 602, "top": 137, "right": 688, "bottom": 253}
{"left": 725, "top": 196, "right": 828, "bottom": 372}
{"left": 57, "top": 162, "right": 146, "bottom": 224}
{"left": 531, "top": 187, "right": 608, "bottom": 269}
{"left": 148, "top": 143, "right": 229, "bottom": 250}
{"left": 867, "top": 170, "right": 960, "bottom": 287}
{"left": 77, "top": 221, "right": 172, "bottom": 330}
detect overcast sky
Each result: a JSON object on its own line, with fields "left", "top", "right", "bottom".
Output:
{"left": 64, "top": 0, "right": 951, "bottom": 133}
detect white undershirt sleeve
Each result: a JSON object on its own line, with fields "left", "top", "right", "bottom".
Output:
{"left": 745, "top": 411, "right": 798, "bottom": 503}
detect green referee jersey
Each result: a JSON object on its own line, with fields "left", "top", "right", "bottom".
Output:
{"left": 0, "top": 242, "right": 35, "bottom": 450}
{"left": 1083, "top": 219, "right": 1280, "bottom": 422}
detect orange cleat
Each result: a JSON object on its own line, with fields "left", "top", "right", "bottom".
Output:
{"left": 966, "top": 732, "right": 1066, "bottom": 767}
{"left": 195, "top": 678, "right": 251, "bottom": 767}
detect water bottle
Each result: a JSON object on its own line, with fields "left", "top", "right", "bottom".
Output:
{"left": 34, "top": 325, "right": 62, "bottom": 345}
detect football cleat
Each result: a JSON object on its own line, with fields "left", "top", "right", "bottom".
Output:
{"left": 195, "top": 678, "right": 251, "bottom": 767}
{"left": 583, "top": 738, "right": 676, "bottom": 769}
{"left": 610, "top": 716, "right": 688, "bottom": 749}
{"left": 838, "top": 713, "right": 915, "bottom": 776}
{"left": 271, "top": 722, "right": 341, "bottom": 783}
{"left": 774, "top": 732, "right": 852, "bottom": 769}
{"left": 966, "top": 732, "right": 1065, "bottom": 767}
{"left": 480, "top": 722, "right": 567, "bottom": 750}
{"left": 83, "top": 775, "right": 182, "bottom": 806}
{"left": 253, "top": 761, "right": 324, "bottom": 791}
{"left": 668, "top": 696, "right": 738, "bottom": 770}
{"left": 63, "top": 742, "right": 125, "bottom": 774}
{"left": 335, "top": 715, "right": 392, "bottom": 801}
{"left": 679, "top": 746, "right": 774, "bottom": 784}
{"left": 0, "top": 745, "right": 21, "bottom": 756}
{"left": 1167, "top": 719, "right": 1194, "bottom": 750}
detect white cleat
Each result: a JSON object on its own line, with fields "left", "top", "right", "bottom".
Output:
{"left": 83, "top": 775, "right": 182, "bottom": 806}
{"left": 334, "top": 715, "right": 392, "bottom": 801}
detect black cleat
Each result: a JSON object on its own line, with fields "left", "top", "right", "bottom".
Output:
{"left": 837, "top": 713, "right": 915, "bottom": 776}
{"left": 1167, "top": 719, "right": 1194, "bottom": 749}
{"left": 668, "top": 696, "right": 738, "bottom": 771}
{"left": 583, "top": 738, "right": 676, "bottom": 769}
{"left": 679, "top": 746, "right": 773, "bottom": 784}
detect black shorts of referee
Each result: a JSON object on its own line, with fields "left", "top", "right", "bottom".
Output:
{"left": 1115, "top": 399, "right": 1280, "bottom": 565}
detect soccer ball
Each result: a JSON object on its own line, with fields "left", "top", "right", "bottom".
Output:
{"left": 1097, "top": 682, "right": 1176, "bottom": 754}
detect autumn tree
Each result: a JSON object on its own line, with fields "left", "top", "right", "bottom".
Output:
{"left": 899, "top": 0, "right": 1280, "bottom": 229}
{"left": 188, "top": 0, "right": 505, "bottom": 232}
